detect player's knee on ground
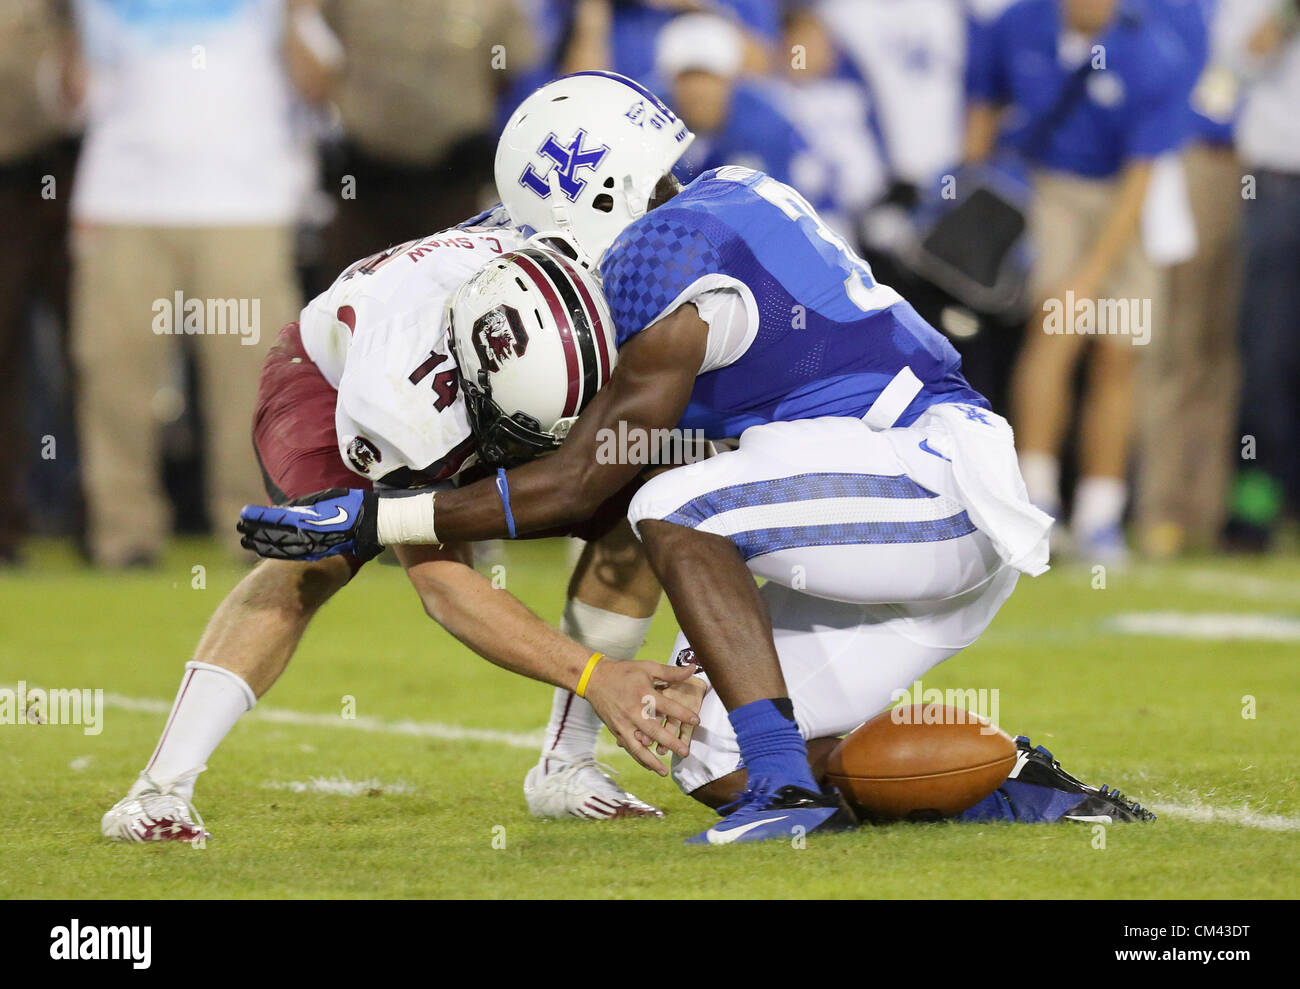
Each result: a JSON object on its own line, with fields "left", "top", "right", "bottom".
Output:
{"left": 687, "top": 737, "right": 843, "bottom": 809}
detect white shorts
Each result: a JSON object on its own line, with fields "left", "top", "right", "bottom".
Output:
{"left": 628, "top": 413, "right": 1017, "bottom": 604}
{"left": 624, "top": 409, "right": 1038, "bottom": 794}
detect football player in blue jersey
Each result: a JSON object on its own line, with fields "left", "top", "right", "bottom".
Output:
{"left": 240, "top": 72, "right": 1154, "bottom": 843}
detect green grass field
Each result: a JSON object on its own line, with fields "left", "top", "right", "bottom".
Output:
{"left": 2, "top": 538, "right": 1298, "bottom": 899}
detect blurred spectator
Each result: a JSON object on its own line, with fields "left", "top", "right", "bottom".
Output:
{"left": 0, "top": 0, "right": 78, "bottom": 566}
{"left": 806, "top": 0, "right": 972, "bottom": 322}
{"left": 69, "top": 0, "right": 331, "bottom": 568}
{"left": 558, "top": 0, "right": 777, "bottom": 90}
{"left": 319, "top": 0, "right": 536, "bottom": 278}
{"left": 819, "top": 0, "right": 968, "bottom": 210}
{"left": 966, "top": 0, "right": 1189, "bottom": 562}
{"left": 1138, "top": 0, "right": 1243, "bottom": 557}
{"left": 1221, "top": 0, "right": 1300, "bottom": 549}
{"left": 777, "top": 3, "right": 889, "bottom": 237}
{"left": 655, "top": 13, "right": 833, "bottom": 209}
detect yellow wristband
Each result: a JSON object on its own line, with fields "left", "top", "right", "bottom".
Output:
{"left": 575, "top": 653, "right": 604, "bottom": 698}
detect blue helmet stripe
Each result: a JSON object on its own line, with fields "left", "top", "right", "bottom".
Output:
{"left": 562, "top": 70, "right": 677, "bottom": 118}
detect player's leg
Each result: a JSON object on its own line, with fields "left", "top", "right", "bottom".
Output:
{"left": 689, "top": 739, "right": 842, "bottom": 810}
{"left": 630, "top": 413, "right": 1041, "bottom": 843}
{"left": 673, "top": 582, "right": 962, "bottom": 808}
{"left": 100, "top": 554, "right": 354, "bottom": 841}
{"left": 675, "top": 579, "right": 1152, "bottom": 824}
{"left": 525, "top": 519, "right": 665, "bottom": 819}
{"left": 103, "top": 322, "right": 366, "bottom": 841}
{"left": 665, "top": 578, "right": 1007, "bottom": 809}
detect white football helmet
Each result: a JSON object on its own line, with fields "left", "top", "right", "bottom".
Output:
{"left": 447, "top": 247, "right": 617, "bottom": 468}
{"left": 495, "top": 71, "right": 694, "bottom": 266}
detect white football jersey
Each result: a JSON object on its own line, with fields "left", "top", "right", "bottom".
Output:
{"left": 298, "top": 224, "right": 527, "bottom": 487}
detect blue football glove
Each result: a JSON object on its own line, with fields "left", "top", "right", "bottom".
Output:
{"left": 237, "top": 488, "right": 381, "bottom": 562}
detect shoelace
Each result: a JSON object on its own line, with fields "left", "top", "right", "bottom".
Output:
{"left": 717, "top": 776, "right": 777, "bottom": 817}
{"left": 547, "top": 757, "right": 632, "bottom": 797}
{"left": 133, "top": 767, "right": 207, "bottom": 826}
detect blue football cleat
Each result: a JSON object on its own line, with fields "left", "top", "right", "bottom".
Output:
{"left": 686, "top": 780, "right": 857, "bottom": 845}
{"left": 960, "top": 736, "right": 1155, "bottom": 824}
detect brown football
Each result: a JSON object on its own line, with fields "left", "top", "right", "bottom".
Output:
{"left": 825, "top": 705, "right": 1017, "bottom": 820}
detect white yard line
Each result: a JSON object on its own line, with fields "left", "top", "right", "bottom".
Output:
{"left": 1148, "top": 801, "right": 1300, "bottom": 832}
{"left": 1134, "top": 567, "right": 1300, "bottom": 603}
{"left": 95, "top": 693, "right": 1300, "bottom": 831}
{"left": 1180, "top": 568, "right": 1300, "bottom": 603}
{"left": 101, "top": 691, "right": 620, "bottom": 755}
{"left": 1106, "top": 612, "right": 1300, "bottom": 641}
{"left": 263, "top": 776, "right": 416, "bottom": 796}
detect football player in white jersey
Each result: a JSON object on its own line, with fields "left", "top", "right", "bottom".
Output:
{"left": 101, "top": 214, "right": 702, "bottom": 842}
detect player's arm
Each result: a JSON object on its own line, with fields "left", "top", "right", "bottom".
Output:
{"left": 237, "top": 303, "right": 710, "bottom": 556}
{"left": 435, "top": 303, "right": 708, "bottom": 540}
{"left": 394, "top": 541, "right": 699, "bottom": 775}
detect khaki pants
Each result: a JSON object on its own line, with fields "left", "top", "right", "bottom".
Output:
{"left": 71, "top": 224, "right": 298, "bottom": 565}
{"left": 1136, "top": 145, "right": 1242, "bottom": 546}
{"left": 1030, "top": 168, "right": 1163, "bottom": 325}
{"left": 1016, "top": 169, "right": 1166, "bottom": 488}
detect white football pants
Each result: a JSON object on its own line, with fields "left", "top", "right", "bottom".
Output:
{"left": 626, "top": 411, "right": 1029, "bottom": 793}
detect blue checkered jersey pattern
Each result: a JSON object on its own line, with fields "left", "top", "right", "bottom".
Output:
{"left": 599, "top": 167, "right": 988, "bottom": 438}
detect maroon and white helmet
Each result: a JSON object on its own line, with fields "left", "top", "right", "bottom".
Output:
{"left": 447, "top": 247, "right": 617, "bottom": 468}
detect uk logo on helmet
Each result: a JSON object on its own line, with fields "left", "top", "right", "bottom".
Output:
{"left": 518, "top": 129, "right": 610, "bottom": 202}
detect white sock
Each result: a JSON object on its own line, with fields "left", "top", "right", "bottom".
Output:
{"left": 144, "top": 661, "right": 257, "bottom": 799}
{"left": 1019, "top": 452, "right": 1061, "bottom": 516}
{"left": 1073, "top": 475, "right": 1127, "bottom": 534}
{"left": 541, "top": 599, "right": 653, "bottom": 769}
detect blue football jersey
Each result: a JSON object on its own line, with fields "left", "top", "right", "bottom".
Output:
{"left": 599, "top": 166, "right": 988, "bottom": 438}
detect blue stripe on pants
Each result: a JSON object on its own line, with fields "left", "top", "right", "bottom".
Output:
{"left": 663, "top": 472, "right": 940, "bottom": 529}
{"left": 659, "top": 471, "right": 975, "bottom": 559}
{"left": 729, "top": 516, "right": 976, "bottom": 560}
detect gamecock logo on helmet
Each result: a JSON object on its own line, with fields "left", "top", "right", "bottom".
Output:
{"left": 472, "top": 305, "right": 529, "bottom": 374}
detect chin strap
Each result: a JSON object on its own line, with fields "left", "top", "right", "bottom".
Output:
{"left": 624, "top": 174, "right": 647, "bottom": 219}
{"left": 522, "top": 228, "right": 597, "bottom": 272}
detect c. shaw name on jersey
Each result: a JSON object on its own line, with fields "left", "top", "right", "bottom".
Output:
{"left": 298, "top": 225, "right": 526, "bottom": 488}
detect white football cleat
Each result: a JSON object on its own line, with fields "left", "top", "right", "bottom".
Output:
{"left": 101, "top": 769, "right": 210, "bottom": 843}
{"left": 524, "top": 757, "right": 663, "bottom": 820}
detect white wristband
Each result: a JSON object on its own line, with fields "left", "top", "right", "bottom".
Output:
{"left": 376, "top": 492, "right": 440, "bottom": 546}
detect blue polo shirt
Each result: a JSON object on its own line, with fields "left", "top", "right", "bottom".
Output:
{"left": 967, "top": 0, "right": 1189, "bottom": 178}
{"left": 610, "top": 0, "right": 780, "bottom": 92}
{"left": 497, "top": 1, "right": 781, "bottom": 123}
